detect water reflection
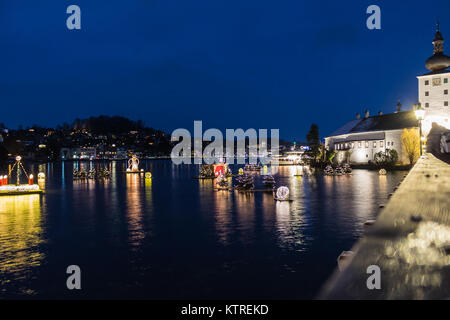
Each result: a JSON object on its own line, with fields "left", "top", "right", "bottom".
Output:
{"left": 0, "top": 195, "right": 44, "bottom": 295}
{"left": 234, "top": 191, "right": 256, "bottom": 244}
{"left": 213, "top": 188, "right": 233, "bottom": 246}
{"left": 0, "top": 160, "right": 407, "bottom": 299}
{"left": 126, "top": 174, "right": 145, "bottom": 250}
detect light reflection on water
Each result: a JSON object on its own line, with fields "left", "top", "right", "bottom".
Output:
{"left": 0, "top": 194, "right": 44, "bottom": 295}
{"left": 0, "top": 161, "right": 406, "bottom": 299}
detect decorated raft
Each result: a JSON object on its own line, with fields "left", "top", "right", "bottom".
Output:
{"left": 0, "top": 156, "right": 43, "bottom": 196}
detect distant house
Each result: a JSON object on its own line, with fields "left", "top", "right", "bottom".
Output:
{"left": 60, "top": 147, "right": 96, "bottom": 160}
{"left": 325, "top": 109, "right": 418, "bottom": 165}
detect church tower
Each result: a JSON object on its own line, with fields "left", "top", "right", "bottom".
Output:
{"left": 417, "top": 22, "right": 450, "bottom": 135}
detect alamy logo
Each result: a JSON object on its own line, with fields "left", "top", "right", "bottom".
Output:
{"left": 366, "top": 5, "right": 381, "bottom": 30}
{"left": 66, "top": 265, "right": 81, "bottom": 290}
{"left": 66, "top": 5, "right": 81, "bottom": 30}
{"left": 170, "top": 121, "right": 279, "bottom": 165}
{"left": 366, "top": 265, "right": 381, "bottom": 290}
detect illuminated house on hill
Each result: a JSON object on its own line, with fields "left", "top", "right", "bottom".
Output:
{"left": 325, "top": 23, "right": 450, "bottom": 165}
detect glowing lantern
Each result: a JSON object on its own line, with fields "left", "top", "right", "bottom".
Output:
{"left": 145, "top": 172, "right": 152, "bottom": 179}
{"left": 239, "top": 168, "right": 244, "bottom": 175}
{"left": 276, "top": 186, "right": 290, "bottom": 201}
{"left": 38, "top": 172, "right": 45, "bottom": 179}
{"left": 29, "top": 174, "right": 34, "bottom": 185}
{"left": 379, "top": 169, "right": 387, "bottom": 175}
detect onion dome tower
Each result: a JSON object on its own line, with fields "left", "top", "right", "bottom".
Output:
{"left": 425, "top": 22, "right": 450, "bottom": 71}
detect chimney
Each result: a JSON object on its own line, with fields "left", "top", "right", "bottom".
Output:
{"left": 378, "top": 111, "right": 383, "bottom": 116}
{"left": 365, "top": 110, "right": 370, "bottom": 118}
{"left": 395, "top": 101, "right": 402, "bottom": 113}
{"left": 356, "top": 113, "right": 361, "bottom": 120}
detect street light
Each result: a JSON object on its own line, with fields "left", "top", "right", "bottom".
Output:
{"left": 414, "top": 104, "right": 425, "bottom": 156}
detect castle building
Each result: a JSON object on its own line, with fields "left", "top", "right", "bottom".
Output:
{"left": 417, "top": 22, "right": 450, "bottom": 135}
{"left": 325, "top": 23, "right": 450, "bottom": 165}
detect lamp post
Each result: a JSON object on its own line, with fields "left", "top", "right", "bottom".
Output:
{"left": 414, "top": 104, "right": 425, "bottom": 157}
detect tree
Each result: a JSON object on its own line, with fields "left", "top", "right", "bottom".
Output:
{"left": 306, "top": 124, "right": 320, "bottom": 145}
{"left": 305, "top": 124, "right": 322, "bottom": 166}
{"left": 374, "top": 149, "right": 399, "bottom": 168}
{"left": 401, "top": 128, "right": 420, "bottom": 165}
{"left": 234, "top": 173, "right": 254, "bottom": 190}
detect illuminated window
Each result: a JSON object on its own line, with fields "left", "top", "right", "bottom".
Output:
{"left": 358, "top": 141, "right": 362, "bottom": 148}
{"left": 425, "top": 91, "right": 429, "bottom": 96}
{"left": 380, "top": 141, "right": 384, "bottom": 148}
{"left": 365, "top": 141, "right": 369, "bottom": 148}
{"left": 373, "top": 141, "right": 377, "bottom": 148}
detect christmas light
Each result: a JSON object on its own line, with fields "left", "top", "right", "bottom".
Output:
{"left": 275, "top": 186, "right": 290, "bottom": 201}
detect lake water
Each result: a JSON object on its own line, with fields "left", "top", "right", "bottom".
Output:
{"left": 0, "top": 160, "right": 406, "bottom": 299}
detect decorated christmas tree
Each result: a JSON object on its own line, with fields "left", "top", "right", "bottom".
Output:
{"left": 342, "top": 163, "right": 352, "bottom": 174}
{"left": 217, "top": 174, "right": 229, "bottom": 188}
{"left": 225, "top": 167, "right": 233, "bottom": 177}
{"left": 334, "top": 166, "right": 345, "bottom": 176}
{"left": 234, "top": 173, "right": 254, "bottom": 190}
{"left": 199, "top": 165, "right": 215, "bottom": 178}
{"left": 262, "top": 175, "right": 275, "bottom": 189}
{"left": 324, "top": 165, "right": 334, "bottom": 176}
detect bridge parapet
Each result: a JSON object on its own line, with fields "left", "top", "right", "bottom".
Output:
{"left": 320, "top": 154, "right": 450, "bottom": 300}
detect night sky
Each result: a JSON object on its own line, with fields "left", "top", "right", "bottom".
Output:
{"left": 1, "top": 0, "right": 449, "bottom": 140}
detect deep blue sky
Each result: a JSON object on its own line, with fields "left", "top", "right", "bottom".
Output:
{"left": 0, "top": 0, "right": 449, "bottom": 139}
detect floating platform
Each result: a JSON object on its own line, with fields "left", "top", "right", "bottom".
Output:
{"left": 0, "top": 184, "right": 44, "bottom": 196}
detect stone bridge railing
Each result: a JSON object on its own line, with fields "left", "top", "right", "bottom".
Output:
{"left": 319, "top": 153, "right": 450, "bottom": 299}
